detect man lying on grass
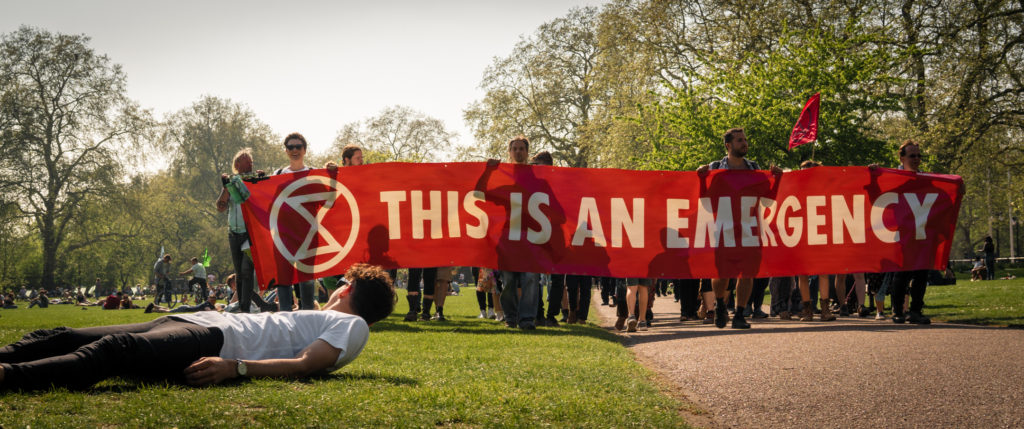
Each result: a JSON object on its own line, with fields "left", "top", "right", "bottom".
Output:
{"left": 0, "top": 264, "right": 395, "bottom": 391}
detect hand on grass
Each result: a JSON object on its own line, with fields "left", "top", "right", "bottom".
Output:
{"left": 184, "top": 356, "right": 236, "bottom": 386}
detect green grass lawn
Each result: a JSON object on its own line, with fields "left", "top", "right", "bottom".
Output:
{"left": 923, "top": 273, "right": 1024, "bottom": 327}
{"left": 0, "top": 294, "right": 694, "bottom": 428}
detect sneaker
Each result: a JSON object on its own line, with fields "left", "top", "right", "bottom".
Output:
{"left": 638, "top": 321, "right": 649, "bottom": 331}
{"left": 478, "top": 310, "right": 487, "bottom": 319}
{"left": 779, "top": 310, "right": 792, "bottom": 320}
{"left": 431, "top": 313, "right": 447, "bottom": 321}
{"left": 519, "top": 320, "right": 536, "bottom": 330}
{"left": 545, "top": 316, "right": 560, "bottom": 327}
{"left": 715, "top": 306, "right": 729, "bottom": 328}
{"left": 839, "top": 306, "right": 851, "bottom": 317}
{"left": 615, "top": 316, "right": 626, "bottom": 331}
{"left": 419, "top": 312, "right": 430, "bottom": 321}
{"left": 626, "top": 316, "right": 638, "bottom": 332}
{"left": 486, "top": 308, "right": 496, "bottom": 319}
{"left": 858, "top": 306, "right": 872, "bottom": 318}
{"left": 144, "top": 303, "right": 154, "bottom": 314}
{"left": 702, "top": 310, "right": 715, "bottom": 324}
{"left": 732, "top": 312, "right": 751, "bottom": 329}
{"left": 875, "top": 311, "right": 886, "bottom": 320}
{"left": 496, "top": 312, "right": 505, "bottom": 322}
{"left": 753, "top": 309, "right": 769, "bottom": 319}
{"left": 892, "top": 313, "right": 906, "bottom": 324}
{"left": 907, "top": 312, "right": 931, "bottom": 325}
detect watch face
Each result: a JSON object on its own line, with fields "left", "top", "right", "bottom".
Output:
{"left": 237, "top": 360, "right": 248, "bottom": 376}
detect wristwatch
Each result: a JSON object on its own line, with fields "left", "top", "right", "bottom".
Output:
{"left": 236, "top": 360, "right": 248, "bottom": 377}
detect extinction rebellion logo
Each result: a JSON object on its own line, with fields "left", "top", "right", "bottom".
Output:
{"left": 269, "top": 175, "right": 360, "bottom": 273}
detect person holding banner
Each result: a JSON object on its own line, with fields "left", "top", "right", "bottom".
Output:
{"left": 216, "top": 148, "right": 275, "bottom": 314}
{"left": 696, "top": 128, "right": 783, "bottom": 329}
{"left": 495, "top": 136, "right": 543, "bottom": 330}
{"left": 270, "top": 133, "right": 320, "bottom": 311}
{"left": 883, "top": 140, "right": 933, "bottom": 324}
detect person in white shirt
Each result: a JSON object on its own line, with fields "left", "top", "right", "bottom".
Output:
{"left": 0, "top": 264, "right": 396, "bottom": 391}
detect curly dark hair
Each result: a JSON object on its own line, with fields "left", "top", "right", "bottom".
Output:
{"left": 344, "top": 264, "right": 396, "bottom": 325}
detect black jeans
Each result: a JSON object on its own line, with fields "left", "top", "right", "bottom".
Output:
{"left": 675, "top": 279, "right": 700, "bottom": 318}
{"left": 0, "top": 318, "right": 222, "bottom": 391}
{"left": 407, "top": 268, "right": 437, "bottom": 296}
{"left": 565, "top": 275, "right": 591, "bottom": 320}
{"left": 229, "top": 231, "right": 255, "bottom": 311}
{"left": 187, "top": 277, "right": 208, "bottom": 301}
{"left": 547, "top": 274, "right": 566, "bottom": 319}
{"left": 985, "top": 256, "right": 996, "bottom": 280}
{"left": 892, "top": 269, "right": 928, "bottom": 315}
{"left": 769, "top": 277, "right": 795, "bottom": 315}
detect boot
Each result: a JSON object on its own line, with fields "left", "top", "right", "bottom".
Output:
{"left": 799, "top": 302, "right": 814, "bottom": 321}
{"left": 819, "top": 299, "right": 836, "bottom": 321}
{"left": 404, "top": 295, "right": 420, "bottom": 321}
{"left": 420, "top": 298, "right": 433, "bottom": 321}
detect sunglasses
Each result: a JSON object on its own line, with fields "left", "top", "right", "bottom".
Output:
{"left": 285, "top": 144, "right": 305, "bottom": 151}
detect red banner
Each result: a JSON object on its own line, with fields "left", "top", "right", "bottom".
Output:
{"left": 240, "top": 163, "right": 962, "bottom": 287}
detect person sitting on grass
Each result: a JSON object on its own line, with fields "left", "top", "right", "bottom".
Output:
{"left": 145, "top": 292, "right": 218, "bottom": 314}
{"left": 120, "top": 295, "right": 140, "bottom": 310}
{"left": 2, "top": 293, "right": 16, "bottom": 309}
{"left": 27, "top": 290, "right": 49, "bottom": 308}
{"left": 0, "top": 264, "right": 396, "bottom": 391}
{"left": 971, "top": 257, "right": 986, "bottom": 281}
{"left": 102, "top": 292, "right": 124, "bottom": 310}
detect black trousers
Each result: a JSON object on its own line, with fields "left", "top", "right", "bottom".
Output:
{"left": 1, "top": 318, "right": 222, "bottom": 391}
{"left": 547, "top": 274, "right": 565, "bottom": 319}
{"left": 407, "top": 268, "right": 437, "bottom": 295}
{"left": 229, "top": 231, "right": 255, "bottom": 311}
{"left": 892, "top": 269, "right": 928, "bottom": 315}
{"left": 565, "top": 275, "right": 591, "bottom": 320}
{"left": 675, "top": 279, "right": 701, "bottom": 318}
{"left": 187, "top": 277, "right": 209, "bottom": 301}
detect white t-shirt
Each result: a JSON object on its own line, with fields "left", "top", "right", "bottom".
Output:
{"left": 172, "top": 310, "right": 369, "bottom": 371}
{"left": 274, "top": 165, "right": 311, "bottom": 175}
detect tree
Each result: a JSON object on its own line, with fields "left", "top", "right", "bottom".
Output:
{"left": 331, "top": 105, "right": 456, "bottom": 163}
{"left": 464, "top": 7, "right": 607, "bottom": 167}
{"left": 0, "top": 27, "right": 150, "bottom": 289}
{"left": 161, "top": 95, "right": 285, "bottom": 208}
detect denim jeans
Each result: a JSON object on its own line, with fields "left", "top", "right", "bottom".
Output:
{"left": 0, "top": 318, "right": 222, "bottom": 391}
{"left": 276, "top": 281, "right": 315, "bottom": 311}
{"left": 500, "top": 271, "right": 539, "bottom": 324}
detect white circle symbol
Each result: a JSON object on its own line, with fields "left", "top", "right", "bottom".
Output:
{"left": 269, "top": 175, "right": 359, "bottom": 274}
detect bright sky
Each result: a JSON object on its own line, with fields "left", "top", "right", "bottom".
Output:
{"left": 1, "top": 0, "right": 606, "bottom": 155}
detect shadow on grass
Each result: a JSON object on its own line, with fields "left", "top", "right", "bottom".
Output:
{"left": 374, "top": 319, "right": 623, "bottom": 342}
{"left": 619, "top": 319, "right": 1016, "bottom": 346}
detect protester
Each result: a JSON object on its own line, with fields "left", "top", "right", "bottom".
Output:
{"left": 696, "top": 128, "right": 783, "bottom": 329}
{"left": 216, "top": 148, "right": 276, "bottom": 314}
{"left": 0, "top": 264, "right": 395, "bottom": 391}
{"left": 270, "top": 133, "right": 320, "bottom": 311}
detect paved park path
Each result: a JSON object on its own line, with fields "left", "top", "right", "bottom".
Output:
{"left": 594, "top": 295, "right": 1024, "bottom": 428}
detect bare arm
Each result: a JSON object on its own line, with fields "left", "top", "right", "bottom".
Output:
{"left": 183, "top": 339, "right": 341, "bottom": 386}
{"left": 216, "top": 186, "right": 229, "bottom": 213}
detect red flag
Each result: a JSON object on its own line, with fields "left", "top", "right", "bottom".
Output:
{"left": 788, "top": 92, "right": 820, "bottom": 150}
